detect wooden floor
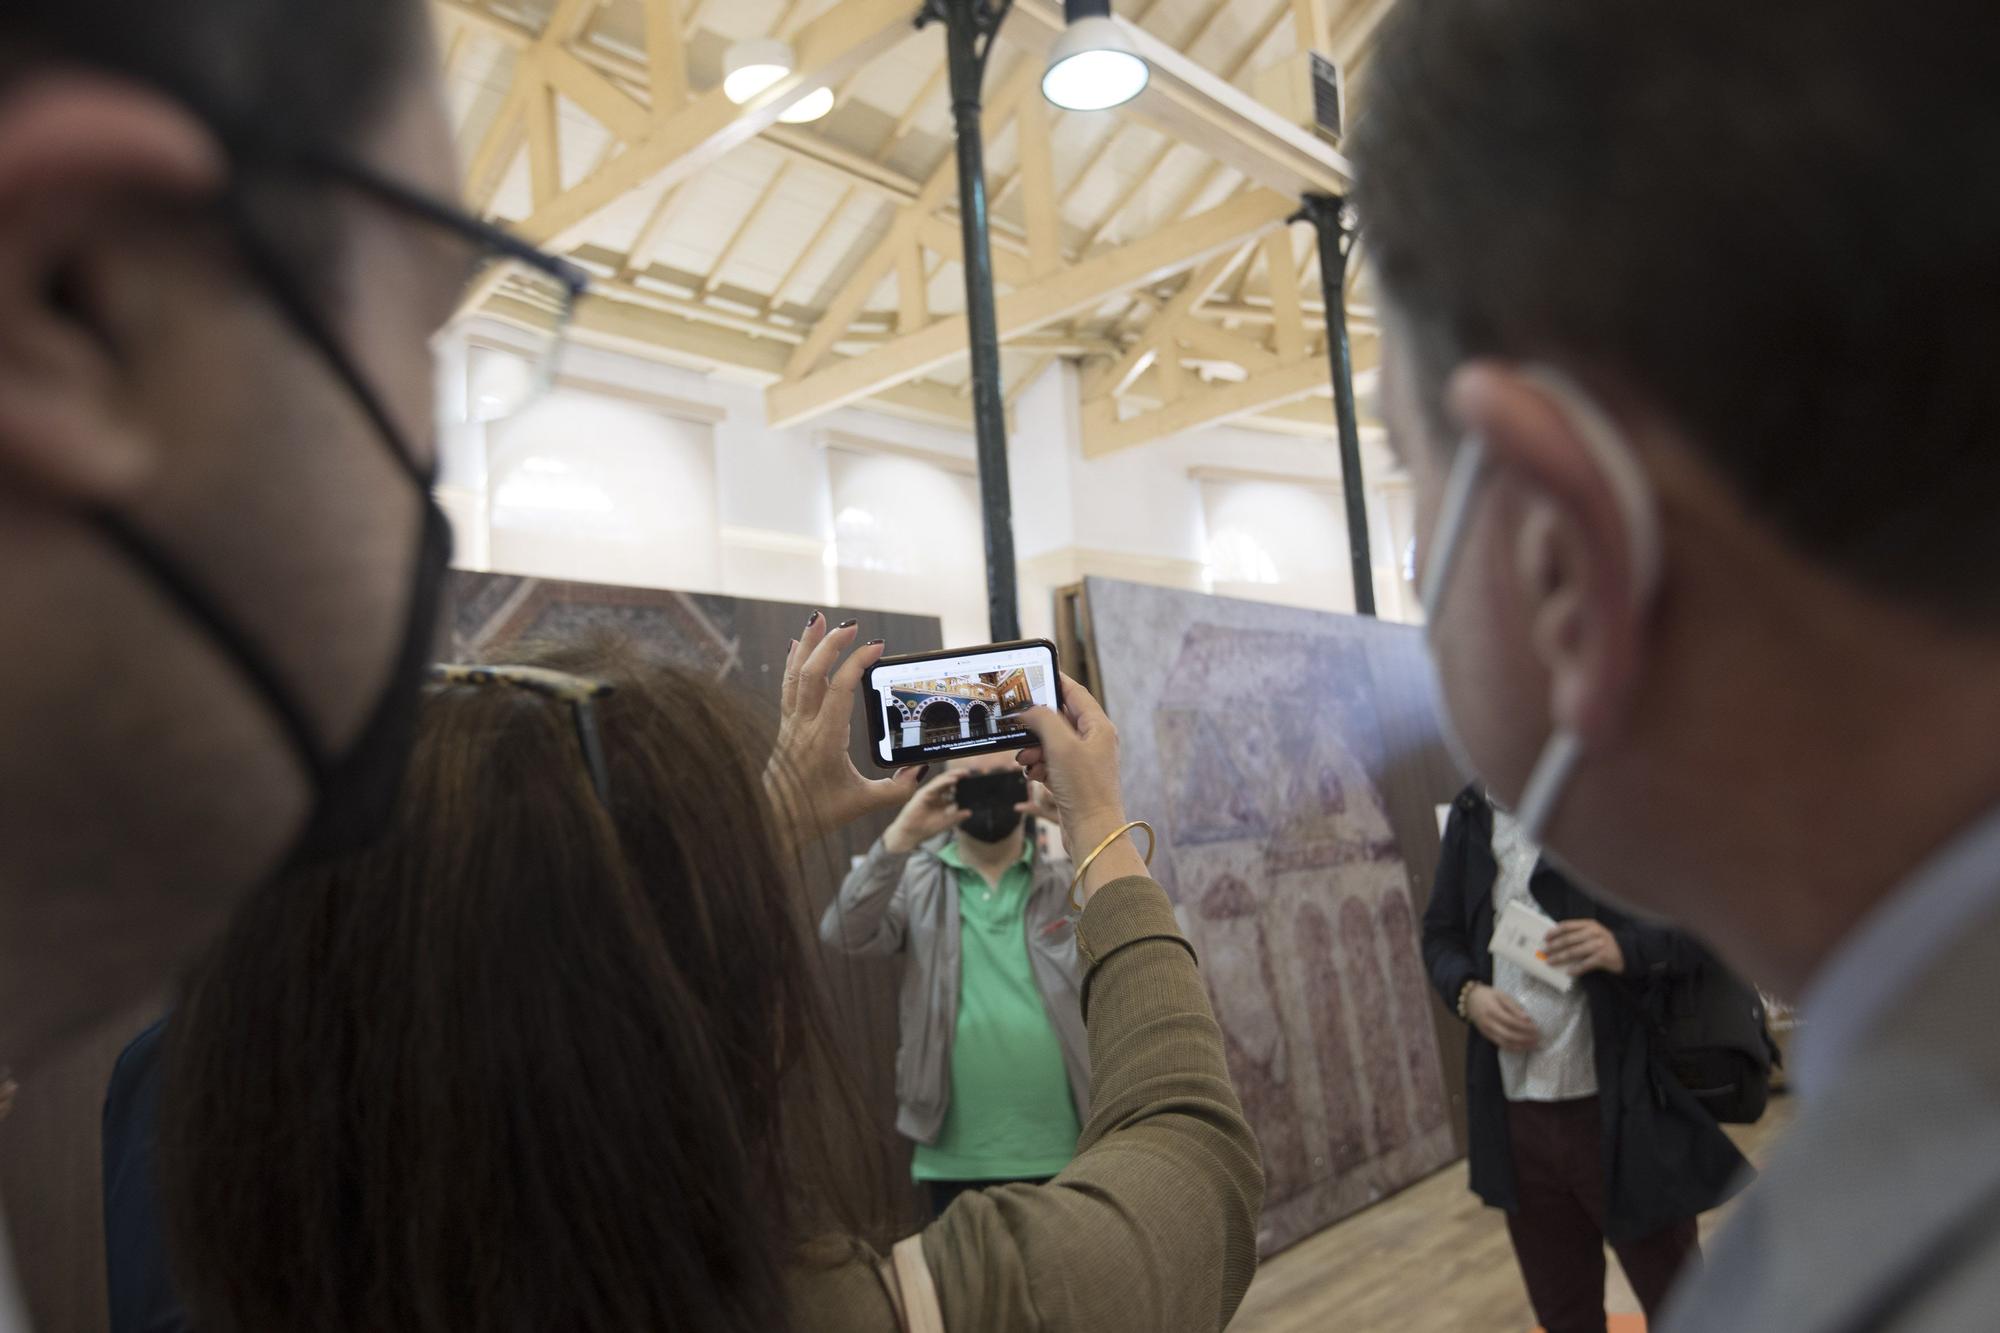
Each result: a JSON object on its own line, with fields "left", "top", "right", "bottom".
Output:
{"left": 1230, "top": 1095, "right": 1799, "bottom": 1332}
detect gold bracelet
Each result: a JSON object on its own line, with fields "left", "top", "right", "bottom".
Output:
{"left": 1068, "top": 819, "right": 1155, "bottom": 912}
{"left": 1457, "top": 980, "right": 1479, "bottom": 1021}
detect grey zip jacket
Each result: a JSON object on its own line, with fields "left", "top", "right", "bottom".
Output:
{"left": 818, "top": 834, "right": 1090, "bottom": 1145}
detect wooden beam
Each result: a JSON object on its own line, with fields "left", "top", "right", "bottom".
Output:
{"left": 1082, "top": 0, "right": 1255, "bottom": 216}
{"left": 643, "top": 0, "right": 687, "bottom": 115}
{"left": 916, "top": 215, "right": 1031, "bottom": 288}
{"left": 463, "top": 78, "right": 530, "bottom": 211}
{"left": 897, "top": 238, "right": 927, "bottom": 333}
{"left": 456, "top": 0, "right": 600, "bottom": 211}
{"left": 1016, "top": 91, "right": 1061, "bottom": 277}
{"left": 525, "top": 74, "right": 560, "bottom": 209}
{"left": 441, "top": 22, "right": 472, "bottom": 79}
{"left": 1157, "top": 336, "right": 1185, "bottom": 403}
{"left": 1264, "top": 226, "right": 1307, "bottom": 362}
{"left": 1291, "top": 0, "right": 1332, "bottom": 55}
{"left": 1084, "top": 241, "right": 1253, "bottom": 400}
{"left": 543, "top": 46, "right": 651, "bottom": 142}
{"left": 568, "top": 291, "right": 791, "bottom": 375}
{"left": 432, "top": 0, "right": 532, "bottom": 47}
{"left": 619, "top": 183, "right": 684, "bottom": 278}
{"left": 702, "top": 162, "right": 791, "bottom": 297}
{"left": 762, "top": 184, "right": 859, "bottom": 316}
{"left": 1076, "top": 0, "right": 1287, "bottom": 251}
{"left": 988, "top": 0, "right": 1172, "bottom": 212}
{"left": 885, "top": 63, "right": 947, "bottom": 149}
{"left": 771, "top": 0, "right": 812, "bottom": 39}
{"left": 509, "top": 0, "right": 917, "bottom": 249}
{"left": 1005, "top": 355, "right": 1055, "bottom": 410}
{"left": 1330, "top": 0, "right": 1400, "bottom": 67}
{"left": 768, "top": 189, "right": 1296, "bottom": 428}
{"left": 762, "top": 126, "right": 922, "bottom": 205}
{"left": 1053, "top": 123, "right": 1140, "bottom": 227}
{"left": 1079, "top": 150, "right": 1174, "bottom": 252}
{"left": 1180, "top": 318, "right": 1285, "bottom": 378}
{"left": 1082, "top": 357, "right": 1330, "bottom": 456}
{"left": 1004, "top": 0, "right": 1352, "bottom": 197}
{"left": 782, "top": 59, "right": 1036, "bottom": 379}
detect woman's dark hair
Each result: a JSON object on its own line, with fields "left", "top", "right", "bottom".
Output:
{"left": 160, "top": 634, "right": 888, "bottom": 1333}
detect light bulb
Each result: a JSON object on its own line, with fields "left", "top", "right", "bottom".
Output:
{"left": 722, "top": 38, "right": 795, "bottom": 105}
{"left": 778, "top": 86, "right": 835, "bottom": 123}
{"left": 1042, "top": 15, "right": 1148, "bottom": 112}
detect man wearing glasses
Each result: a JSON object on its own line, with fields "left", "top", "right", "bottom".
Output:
{"left": 0, "top": 2, "right": 582, "bottom": 1325}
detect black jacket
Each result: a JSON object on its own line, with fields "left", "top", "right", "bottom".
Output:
{"left": 1421, "top": 787, "right": 1750, "bottom": 1243}
{"left": 103, "top": 1020, "right": 192, "bottom": 1333}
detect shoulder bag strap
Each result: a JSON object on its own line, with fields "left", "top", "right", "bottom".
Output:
{"left": 877, "top": 1233, "right": 945, "bottom": 1333}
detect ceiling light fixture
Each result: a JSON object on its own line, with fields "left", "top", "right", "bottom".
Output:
{"left": 778, "top": 85, "right": 835, "bottom": 123}
{"left": 722, "top": 37, "right": 794, "bottom": 104}
{"left": 1042, "top": 0, "right": 1149, "bottom": 112}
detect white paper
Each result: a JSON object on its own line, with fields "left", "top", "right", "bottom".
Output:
{"left": 1491, "top": 897, "right": 1576, "bottom": 993}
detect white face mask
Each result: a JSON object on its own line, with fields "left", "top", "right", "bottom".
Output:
{"left": 1416, "top": 366, "right": 1664, "bottom": 844}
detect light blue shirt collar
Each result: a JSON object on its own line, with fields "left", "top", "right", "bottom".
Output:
{"left": 1793, "top": 802, "right": 2000, "bottom": 1103}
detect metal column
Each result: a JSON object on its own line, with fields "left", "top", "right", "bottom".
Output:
{"left": 922, "top": 0, "right": 1021, "bottom": 642}
{"left": 1298, "top": 193, "right": 1375, "bottom": 616}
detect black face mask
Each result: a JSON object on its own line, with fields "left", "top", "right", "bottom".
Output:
{"left": 961, "top": 805, "right": 1025, "bottom": 844}
{"left": 91, "top": 202, "right": 452, "bottom": 863}
{"left": 956, "top": 770, "right": 1027, "bottom": 844}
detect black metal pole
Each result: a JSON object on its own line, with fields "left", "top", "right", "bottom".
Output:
{"left": 1299, "top": 193, "right": 1375, "bottom": 616}
{"left": 927, "top": 0, "right": 1020, "bottom": 642}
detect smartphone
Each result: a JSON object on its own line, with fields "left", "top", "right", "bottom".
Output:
{"left": 864, "top": 639, "right": 1062, "bottom": 769}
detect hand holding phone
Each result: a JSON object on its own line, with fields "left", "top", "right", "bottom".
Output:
{"left": 766, "top": 615, "right": 923, "bottom": 847}
{"left": 1014, "top": 672, "right": 1143, "bottom": 904}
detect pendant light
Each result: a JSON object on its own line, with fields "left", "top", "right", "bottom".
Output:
{"left": 722, "top": 37, "right": 795, "bottom": 104}
{"left": 1042, "top": 0, "right": 1149, "bottom": 112}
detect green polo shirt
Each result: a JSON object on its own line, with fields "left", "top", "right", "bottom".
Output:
{"left": 911, "top": 837, "right": 1082, "bottom": 1182}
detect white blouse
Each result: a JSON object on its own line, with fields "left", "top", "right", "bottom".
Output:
{"left": 1490, "top": 809, "right": 1599, "bottom": 1103}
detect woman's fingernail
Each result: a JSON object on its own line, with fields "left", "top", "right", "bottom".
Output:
{"left": 864, "top": 637, "right": 884, "bottom": 646}
{"left": 836, "top": 619, "right": 858, "bottom": 630}
{"left": 804, "top": 611, "right": 820, "bottom": 628}
{"left": 788, "top": 638, "right": 798, "bottom": 652}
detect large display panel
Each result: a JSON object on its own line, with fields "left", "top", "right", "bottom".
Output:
{"left": 1074, "top": 577, "right": 1468, "bottom": 1256}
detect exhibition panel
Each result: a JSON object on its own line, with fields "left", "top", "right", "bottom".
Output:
{"left": 1075, "top": 576, "right": 1467, "bottom": 1252}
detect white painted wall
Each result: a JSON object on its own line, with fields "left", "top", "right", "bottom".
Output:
{"left": 437, "top": 329, "right": 1422, "bottom": 658}
{"left": 826, "top": 450, "right": 988, "bottom": 645}
{"left": 486, "top": 388, "right": 721, "bottom": 591}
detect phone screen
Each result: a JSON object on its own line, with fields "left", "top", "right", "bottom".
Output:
{"left": 864, "top": 639, "right": 1061, "bottom": 769}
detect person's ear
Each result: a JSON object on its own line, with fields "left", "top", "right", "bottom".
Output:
{"left": 1447, "top": 361, "right": 1654, "bottom": 746}
{"left": 0, "top": 75, "right": 226, "bottom": 503}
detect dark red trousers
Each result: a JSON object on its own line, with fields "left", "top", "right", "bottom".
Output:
{"left": 1504, "top": 1096, "right": 1700, "bottom": 1333}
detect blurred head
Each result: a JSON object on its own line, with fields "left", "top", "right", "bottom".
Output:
{"left": 949, "top": 752, "right": 1028, "bottom": 848}
{"left": 0, "top": 0, "right": 463, "bottom": 1063}
{"left": 1354, "top": 0, "right": 2000, "bottom": 980}
{"left": 161, "top": 636, "right": 885, "bottom": 1333}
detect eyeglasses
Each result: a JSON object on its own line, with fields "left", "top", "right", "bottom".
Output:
{"left": 247, "top": 144, "right": 591, "bottom": 425}
{"left": 429, "top": 664, "right": 615, "bottom": 804}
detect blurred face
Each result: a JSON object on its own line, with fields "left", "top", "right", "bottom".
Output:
{"left": 1381, "top": 305, "right": 1665, "bottom": 863}
{"left": 0, "top": 50, "right": 467, "bottom": 1062}
{"left": 1383, "top": 332, "right": 1553, "bottom": 811}
{"left": 950, "top": 753, "right": 1028, "bottom": 846}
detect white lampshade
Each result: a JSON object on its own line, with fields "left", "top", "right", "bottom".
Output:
{"left": 722, "top": 37, "right": 794, "bottom": 104}
{"left": 778, "top": 85, "right": 835, "bottom": 123}
{"left": 1042, "top": 15, "right": 1148, "bottom": 112}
